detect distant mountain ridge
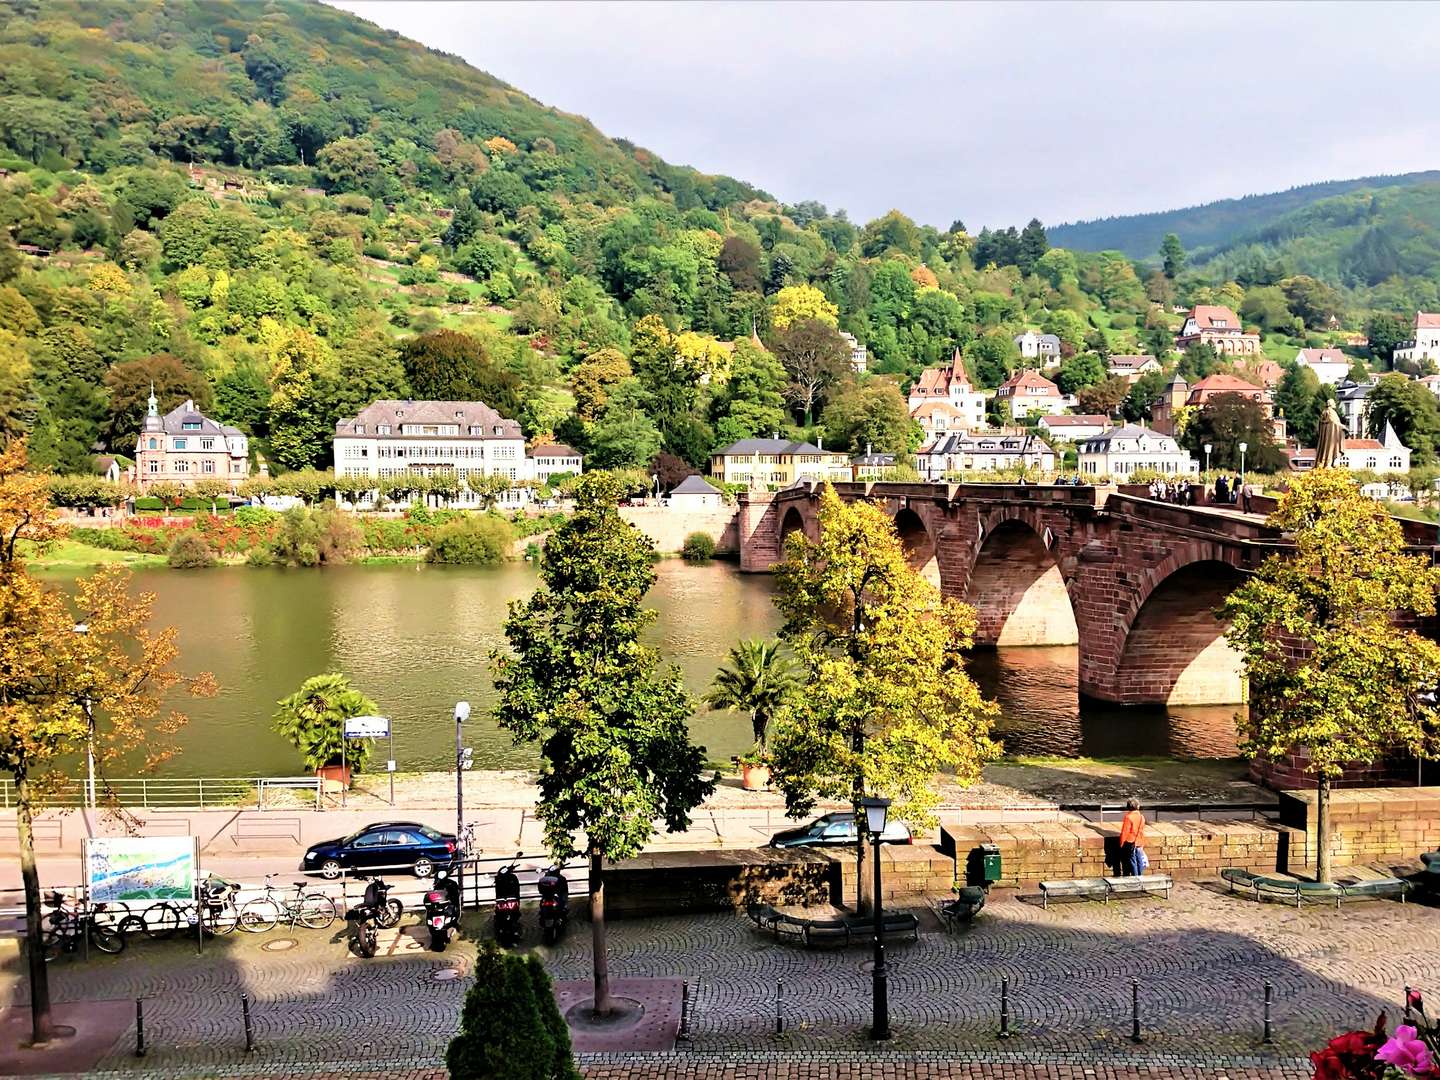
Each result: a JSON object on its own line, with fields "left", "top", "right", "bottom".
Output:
{"left": 1049, "top": 171, "right": 1440, "bottom": 260}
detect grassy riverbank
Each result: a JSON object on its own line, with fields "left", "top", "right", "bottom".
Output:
{"left": 20, "top": 539, "right": 165, "bottom": 569}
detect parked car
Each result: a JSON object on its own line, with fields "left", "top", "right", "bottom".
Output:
{"left": 768, "top": 812, "right": 912, "bottom": 849}
{"left": 301, "top": 821, "right": 459, "bottom": 879}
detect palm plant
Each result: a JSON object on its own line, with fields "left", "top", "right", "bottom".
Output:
{"left": 706, "top": 638, "right": 798, "bottom": 750}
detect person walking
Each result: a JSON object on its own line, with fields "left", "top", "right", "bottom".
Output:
{"left": 1119, "top": 798, "right": 1146, "bottom": 876}
{"left": 1241, "top": 481, "right": 1253, "bottom": 514}
{"left": 1215, "top": 474, "right": 1229, "bottom": 505}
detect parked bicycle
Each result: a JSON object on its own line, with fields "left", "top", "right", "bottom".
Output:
{"left": 239, "top": 875, "right": 336, "bottom": 932}
{"left": 42, "top": 891, "right": 125, "bottom": 959}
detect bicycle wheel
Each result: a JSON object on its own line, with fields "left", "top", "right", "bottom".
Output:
{"left": 239, "top": 897, "right": 280, "bottom": 934}
{"left": 296, "top": 893, "right": 336, "bottom": 930}
{"left": 143, "top": 902, "right": 183, "bottom": 940}
{"left": 206, "top": 903, "right": 238, "bottom": 936}
{"left": 90, "top": 921, "right": 126, "bottom": 955}
{"left": 41, "top": 927, "right": 66, "bottom": 962}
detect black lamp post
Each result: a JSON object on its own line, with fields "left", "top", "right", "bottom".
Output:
{"left": 860, "top": 795, "right": 892, "bottom": 1041}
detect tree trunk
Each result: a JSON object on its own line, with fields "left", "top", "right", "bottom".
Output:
{"left": 16, "top": 770, "right": 54, "bottom": 1045}
{"left": 1316, "top": 774, "right": 1332, "bottom": 883}
{"left": 588, "top": 848, "right": 611, "bottom": 1016}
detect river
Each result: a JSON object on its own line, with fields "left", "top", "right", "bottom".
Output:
{"left": 44, "top": 561, "right": 1240, "bottom": 777}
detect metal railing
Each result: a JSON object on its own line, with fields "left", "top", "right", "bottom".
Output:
{"left": 0, "top": 776, "right": 321, "bottom": 812}
{"left": 1072, "top": 801, "right": 1279, "bottom": 824}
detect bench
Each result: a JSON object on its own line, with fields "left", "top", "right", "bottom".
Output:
{"left": 1039, "top": 875, "right": 1173, "bottom": 909}
{"left": 844, "top": 912, "right": 920, "bottom": 944}
{"left": 1340, "top": 878, "right": 1411, "bottom": 903}
{"left": 934, "top": 886, "right": 987, "bottom": 931}
{"left": 745, "top": 904, "right": 919, "bottom": 948}
{"left": 802, "top": 918, "right": 852, "bottom": 947}
{"left": 232, "top": 814, "right": 302, "bottom": 846}
{"left": 1221, "top": 868, "right": 1349, "bottom": 909}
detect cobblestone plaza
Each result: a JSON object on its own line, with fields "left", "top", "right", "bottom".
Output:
{"left": 3, "top": 881, "right": 1430, "bottom": 1078}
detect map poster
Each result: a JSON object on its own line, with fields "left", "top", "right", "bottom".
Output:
{"left": 84, "top": 836, "right": 198, "bottom": 903}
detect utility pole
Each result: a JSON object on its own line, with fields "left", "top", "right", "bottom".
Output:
{"left": 454, "top": 702, "right": 470, "bottom": 840}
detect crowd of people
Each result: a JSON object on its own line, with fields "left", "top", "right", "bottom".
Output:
{"left": 1144, "top": 475, "right": 1255, "bottom": 512}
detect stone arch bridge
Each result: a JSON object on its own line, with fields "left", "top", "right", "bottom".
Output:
{"left": 736, "top": 482, "right": 1438, "bottom": 708}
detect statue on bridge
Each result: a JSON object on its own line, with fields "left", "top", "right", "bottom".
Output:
{"left": 1315, "top": 404, "right": 1345, "bottom": 469}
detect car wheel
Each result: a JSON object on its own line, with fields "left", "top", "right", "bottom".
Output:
{"left": 319, "top": 859, "right": 343, "bottom": 880}
{"left": 413, "top": 856, "right": 434, "bottom": 878}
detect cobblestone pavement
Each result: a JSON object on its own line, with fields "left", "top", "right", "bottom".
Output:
{"left": 2, "top": 882, "right": 1427, "bottom": 1078}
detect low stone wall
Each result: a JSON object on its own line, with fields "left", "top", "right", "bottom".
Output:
{"left": 1252, "top": 753, "right": 1419, "bottom": 791}
{"left": 1279, "top": 786, "right": 1440, "bottom": 868}
{"left": 940, "top": 819, "right": 1289, "bottom": 884}
{"left": 830, "top": 844, "right": 957, "bottom": 902}
{"left": 618, "top": 505, "right": 738, "bottom": 554}
{"left": 602, "top": 848, "right": 839, "bottom": 918}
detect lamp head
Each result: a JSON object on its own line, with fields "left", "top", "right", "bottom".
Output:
{"left": 454, "top": 701, "right": 471, "bottom": 723}
{"left": 73, "top": 622, "right": 88, "bottom": 635}
{"left": 859, "top": 796, "right": 891, "bottom": 837}
{"left": 1238, "top": 441, "right": 1248, "bottom": 453}
{"left": 1203, "top": 443, "right": 1212, "bottom": 454}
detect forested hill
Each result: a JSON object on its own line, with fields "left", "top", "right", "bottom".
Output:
{"left": 0, "top": 0, "right": 766, "bottom": 209}
{"left": 1049, "top": 171, "right": 1440, "bottom": 260}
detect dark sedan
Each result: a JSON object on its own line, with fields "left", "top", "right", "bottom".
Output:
{"left": 768, "top": 812, "right": 912, "bottom": 849}
{"left": 301, "top": 821, "right": 458, "bottom": 879}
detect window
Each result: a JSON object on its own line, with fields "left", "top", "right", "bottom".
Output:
{"left": 182, "top": 421, "right": 201, "bottom": 431}
{"left": 147, "top": 461, "right": 159, "bottom": 474}
{"left": 148, "top": 438, "right": 157, "bottom": 450}
{"left": 175, "top": 461, "right": 189, "bottom": 473}
{"left": 173, "top": 438, "right": 187, "bottom": 450}
{"left": 201, "top": 438, "right": 214, "bottom": 450}
{"left": 202, "top": 460, "right": 215, "bottom": 474}
{"left": 1392, "top": 456, "right": 1403, "bottom": 469}
{"left": 378, "top": 424, "right": 390, "bottom": 435}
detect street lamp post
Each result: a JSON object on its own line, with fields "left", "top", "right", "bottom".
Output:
{"left": 454, "top": 701, "right": 471, "bottom": 841}
{"left": 1238, "top": 440, "right": 1249, "bottom": 496}
{"left": 860, "top": 796, "right": 892, "bottom": 1042}
{"left": 72, "top": 622, "right": 96, "bottom": 810}
{"left": 1203, "top": 443, "right": 1213, "bottom": 489}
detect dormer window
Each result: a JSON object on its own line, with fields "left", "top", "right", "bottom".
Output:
{"left": 354, "top": 425, "right": 365, "bottom": 434}
{"left": 182, "top": 421, "right": 201, "bottom": 431}
{"left": 469, "top": 426, "right": 482, "bottom": 436}
{"left": 378, "top": 425, "right": 390, "bottom": 435}
{"left": 493, "top": 426, "right": 503, "bottom": 435}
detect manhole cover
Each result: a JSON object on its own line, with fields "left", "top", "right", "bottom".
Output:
{"left": 433, "top": 966, "right": 463, "bottom": 981}
{"left": 261, "top": 938, "right": 299, "bottom": 952}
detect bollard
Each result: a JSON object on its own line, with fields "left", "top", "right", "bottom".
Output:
{"left": 1263, "top": 981, "right": 1274, "bottom": 1045}
{"left": 1406, "top": 984, "right": 1414, "bottom": 1024}
{"left": 134, "top": 998, "right": 146, "bottom": 1058}
{"left": 1130, "top": 978, "right": 1142, "bottom": 1044}
{"left": 677, "top": 981, "right": 691, "bottom": 1043}
{"left": 998, "top": 975, "right": 1010, "bottom": 1040}
{"left": 775, "top": 977, "right": 784, "bottom": 1035}
{"left": 241, "top": 993, "right": 255, "bottom": 1053}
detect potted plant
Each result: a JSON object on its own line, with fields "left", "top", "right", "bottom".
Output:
{"left": 706, "top": 639, "right": 797, "bottom": 792}
{"left": 272, "top": 673, "right": 378, "bottom": 788}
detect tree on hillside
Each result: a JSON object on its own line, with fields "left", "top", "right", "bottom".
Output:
{"left": 1365, "top": 312, "right": 1411, "bottom": 369}
{"left": 1366, "top": 374, "right": 1440, "bottom": 464}
{"left": 1221, "top": 469, "right": 1440, "bottom": 882}
{"left": 629, "top": 316, "right": 700, "bottom": 446}
{"left": 101, "top": 353, "right": 212, "bottom": 450}
{"left": 769, "top": 486, "right": 997, "bottom": 906}
{"left": 569, "top": 348, "right": 632, "bottom": 422}
{"left": 1056, "top": 352, "right": 1106, "bottom": 396}
{"left": 492, "top": 474, "right": 715, "bottom": 1016}
{"left": 771, "top": 283, "right": 838, "bottom": 330}
{"left": 1182, "top": 394, "right": 1286, "bottom": 472}
{"left": 587, "top": 380, "right": 662, "bottom": 470}
{"left": 1017, "top": 218, "right": 1049, "bottom": 275}
{"left": 1280, "top": 275, "right": 1341, "bottom": 330}
{"left": 859, "top": 210, "right": 922, "bottom": 259}
{"left": 712, "top": 338, "right": 788, "bottom": 445}
{"left": 716, "top": 236, "right": 762, "bottom": 293}
{"left": 1077, "top": 376, "right": 1129, "bottom": 417}
{"left": 1122, "top": 368, "right": 1169, "bottom": 423}
{"left": 1160, "top": 233, "right": 1185, "bottom": 279}
{"left": 400, "top": 330, "right": 523, "bottom": 417}
{"left": 1273, "top": 363, "right": 1327, "bottom": 448}
{"left": 821, "top": 381, "right": 919, "bottom": 454}
{"left": 772, "top": 318, "right": 850, "bottom": 427}
{"left": 1178, "top": 342, "right": 1220, "bottom": 382}
{"left": 965, "top": 332, "right": 1020, "bottom": 389}
{"left": 0, "top": 441, "right": 214, "bottom": 1044}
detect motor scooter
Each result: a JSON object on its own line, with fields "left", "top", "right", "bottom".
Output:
{"left": 537, "top": 863, "right": 569, "bottom": 945}
{"left": 493, "top": 857, "right": 522, "bottom": 947}
{"left": 346, "top": 900, "right": 379, "bottom": 958}
{"left": 424, "top": 867, "right": 461, "bottom": 952}
{"left": 360, "top": 875, "right": 405, "bottom": 929}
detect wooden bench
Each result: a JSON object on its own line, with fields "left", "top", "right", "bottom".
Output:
{"left": 232, "top": 814, "right": 302, "bottom": 846}
{"left": 1039, "top": 875, "right": 1173, "bottom": 909}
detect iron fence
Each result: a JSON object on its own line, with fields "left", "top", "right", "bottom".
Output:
{"left": 0, "top": 776, "right": 322, "bottom": 812}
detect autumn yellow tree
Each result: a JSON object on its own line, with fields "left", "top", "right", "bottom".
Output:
{"left": 770, "top": 283, "right": 838, "bottom": 331}
{"left": 0, "top": 441, "right": 213, "bottom": 1043}
{"left": 769, "top": 486, "right": 998, "bottom": 904}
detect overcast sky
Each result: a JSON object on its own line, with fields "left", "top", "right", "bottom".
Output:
{"left": 331, "top": 1, "right": 1440, "bottom": 230}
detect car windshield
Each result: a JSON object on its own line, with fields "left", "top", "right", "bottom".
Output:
{"left": 413, "top": 825, "right": 444, "bottom": 841}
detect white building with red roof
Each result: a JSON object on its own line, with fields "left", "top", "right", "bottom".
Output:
{"left": 1107, "top": 354, "right": 1161, "bottom": 382}
{"left": 995, "top": 369, "right": 1066, "bottom": 419}
{"left": 1395, "top": 313, "right": 1440, "bottom": 367}
{"left": 907, "top": 349, "right": 987, "bottom": 428}
{"left": 1037, "top": 414, "right": 1112, "bottom": 442}
{"left": 1175, "top": 305, "right": 1261, "bottom": 356}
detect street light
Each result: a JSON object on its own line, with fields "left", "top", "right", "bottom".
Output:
{"left": 1238, "top": 440, "right": 1249, "bottom": 497}
{"left": 454, "top": 701, "right": 471, "bottom": 842}
{"left": 859, "top": 795, "right": 892, "bottom": 1042}
{"left": 1203, "top": 443, "right": 1213, "bottom": 489}
{"left": 72, "top": 622, "right": 95, "bottom": 810}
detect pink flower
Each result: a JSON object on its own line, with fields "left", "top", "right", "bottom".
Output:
{"left": 1377, "top": 1025, "right": 1434, "bottom": 1075}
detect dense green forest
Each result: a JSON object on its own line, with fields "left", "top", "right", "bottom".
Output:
{"left": 0, "top": 0, "right": 1433, "bottom": 486}
{"left": 1050, "top": 172, "right": 1440, "bottom": 261}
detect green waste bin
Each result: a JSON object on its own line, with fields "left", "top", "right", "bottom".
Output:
{"left": 965, "top": 843, "right": 1002, "bottom": 889}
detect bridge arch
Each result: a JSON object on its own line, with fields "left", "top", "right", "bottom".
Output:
{"left": 892, "top": 507, "right": 941, "bottom": 587}
{"left": 1112, "top": 554, "right": 1247, "bottom": 705}
{"left": 778, "top": 505, "right": 811, "bottom": 548}
{"left": 964, "top": 515, "right": 1078, "bottom": 646}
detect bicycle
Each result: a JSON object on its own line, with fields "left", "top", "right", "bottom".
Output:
{"left": 239, "top": 875, "right": 336, "bottom": 932}
{"left": 41, "top": 892, "right": 125, "bottom": 960}
{"left": 459, "top": 822, "right": 478, "bottom": 855}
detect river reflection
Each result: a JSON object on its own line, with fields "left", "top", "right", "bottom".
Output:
{"left": 967, "top": 645, "right": 1241, "bottom": 759}
{"left": 43, "top": 561, "right": 1239, "bottom": 777}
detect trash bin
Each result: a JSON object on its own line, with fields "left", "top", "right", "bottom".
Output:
{"left": 966, "top": 843, "right": 1002, "bottom": 889}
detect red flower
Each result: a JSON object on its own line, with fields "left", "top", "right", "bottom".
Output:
{"left": 1310, "top": 1015, "right": 1387, "bottom": 1080}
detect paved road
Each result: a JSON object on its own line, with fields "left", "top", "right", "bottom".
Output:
{"left": 1, "top": 880, "right": 1426, "bottom": 1078}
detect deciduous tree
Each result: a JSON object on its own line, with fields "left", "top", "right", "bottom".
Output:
{"left": 492, "top": 474, "right": 715, "bottom": 1015}
{"left": 772, "top": 318, "right": 849, "bottom": 426}
{"left": 770, "top": 283, "right": 838, "bottom": 331}
{"left": 821, "top": 381, "right": 919, "bottom": 454}
{"left": 1221, "top": 470, "right": 1440, "bottom": 881}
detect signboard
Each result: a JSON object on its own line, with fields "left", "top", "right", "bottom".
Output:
{"left": 345, "top": 715, "right": 390, "bottom": 738}
{"left": 84, "top": 836, "right": 197, "bottom": 903}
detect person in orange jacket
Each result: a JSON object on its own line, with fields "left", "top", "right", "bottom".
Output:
{"left": 1119, "top": 798, "right": 1146, "bottom": 876}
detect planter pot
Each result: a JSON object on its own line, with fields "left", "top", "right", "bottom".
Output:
{"left": 316, "top": 763, "right": 352, "bottom": 790}
{"left": 740, "top": 763, "right": 770, "bottom": 791}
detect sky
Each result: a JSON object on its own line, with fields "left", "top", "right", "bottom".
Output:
{"left": 331, "top": 1, "right": 1440, "bottom": 231}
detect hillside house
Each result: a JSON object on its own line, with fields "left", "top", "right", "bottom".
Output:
{"left": 1174, "top": 305, "right": 1261, "bottom": 356}
{"left": 907, "top": 349, "right": 987, "bottom": 428}
{"left": 135, "top": 392, "right": 249, "bottom": 492}
{"left": 995, "top": 369, "right": 1066, "bottom": 420}
{"left": 1078, "top": 425, "right": 1197, "bottom": 483}
{"left": 1014, "top": 331, "right": 1062, "bottom": 366}
{"left": 1038, "top": 415, "right": 1112, "bottom": 442}
{"left": 709, "top": 437, "right": 851, "bottom": 488}
{"left": 917, "top": 432, "right": 1056, "bottom": 479}
{"left": 1107, "top": 354, "right": 1161, "bottom": 382}
{"left": 1395, "top": 313, "right": 1440, "bottom": 366}
{"left": 1295, "top": 348, "right": 1353, "bottom": 386}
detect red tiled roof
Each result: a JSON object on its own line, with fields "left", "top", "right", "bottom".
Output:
{"left": 1344, "top": 439, "right": 1384, "bottom": 450}
{"left": 1190, "top": 373, "right": 1263, "bottom": 394}
{"left": 1297, "top": 348, "right": 1348, "bottom": 365}
{"left": 998, "top": 370, "right": 1060, "bottom": 394}
{"left": 1417, "top": 312, "right": 1440, "bottom": 329}
{"left": 1187, "top": 305, "right": 1243, "bottom": 331}
{"left": 1108, "top": 354, "right": 1157, "bottom": 368}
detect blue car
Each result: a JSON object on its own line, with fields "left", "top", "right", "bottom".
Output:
{"left": 302, "top": 821, "right": 458, "bottom": 879}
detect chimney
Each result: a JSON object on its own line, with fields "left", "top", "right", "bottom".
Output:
{"left": 817, "top": 436, "right": 823, "bottom": 450}
{"left": 866, "top": 441, "right": 872, "bottom": 456}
